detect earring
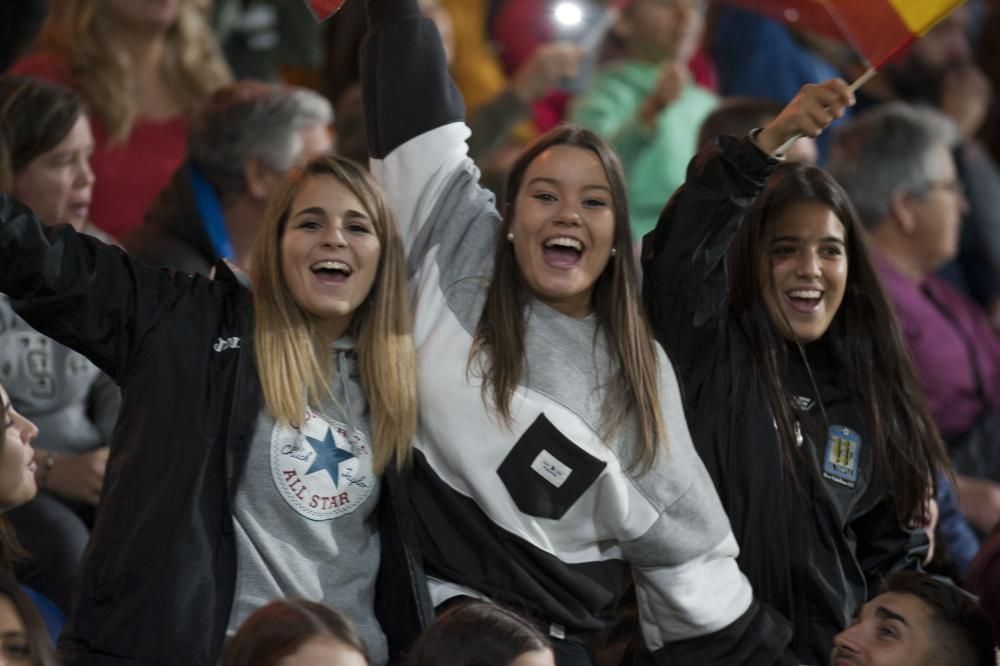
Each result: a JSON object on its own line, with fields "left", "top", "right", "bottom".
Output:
{"left": 507, "top": 232, "right": 514, "bottom": 242}
{"left": 610, "top": 247, "right": 617, "bottom": 257}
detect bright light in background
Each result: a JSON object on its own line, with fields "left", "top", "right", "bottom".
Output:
{"left": 554, "top": 1, "right": 584, "bottom": 27}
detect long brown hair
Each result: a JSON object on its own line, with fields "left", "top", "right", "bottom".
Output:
{"left": 222, "top": 598, "right": 369, "bottom": 666}
{"left": 251, "top": 155, "right": 417, "bottom": 473}
{"left": 727, "top": 162, "right": 948, "bottom": 523}
{"left": 33, "top": 0, "right": 231, "bottom": 143}
{"left": 472, "top": 125, "right": 666, "bottom": 470}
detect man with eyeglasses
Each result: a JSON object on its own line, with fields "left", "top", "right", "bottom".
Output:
{"left": 829, "top": 103, "right": 1000, "bottom": 557}
{"left": 830, "top": 571, "right": 995, "bottom": 666}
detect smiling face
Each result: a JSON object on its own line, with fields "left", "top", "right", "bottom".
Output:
{"left": 509, "top": 145, "right": 616, "bottom": 319}
{"left": 12, "top": 114, "right": 95, "bottom": 231}
{"left": 280, "top": 176, "right": 382, "bottom": 343}
{"left": 761, "top": 201, "right": 848, "bottom": 342}
{"left": 0, "top": 386, "right": 38, "bottom": 512}
{"left": 830, "top": 592, "right": 936, "bottom": 666}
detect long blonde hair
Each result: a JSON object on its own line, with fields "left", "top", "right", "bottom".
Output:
{"left": 34, "top": 0, "right": 231, "bottom": 143}
{"left": 251, "top": 156, "right": 417, "bottom": 473}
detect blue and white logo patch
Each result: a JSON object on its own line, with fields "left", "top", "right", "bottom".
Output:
{"left": 270, "top": 409, "right": 374, "bottom": 521}
{"left": 822, "top": 425, "right": 861, "bottom": 489}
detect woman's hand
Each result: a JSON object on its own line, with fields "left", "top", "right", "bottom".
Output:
{"left": 38, "top": 446, "right": 109, "bottom": 506}
{"left": 756, "top": 79, "right": 855, "bottom": 156}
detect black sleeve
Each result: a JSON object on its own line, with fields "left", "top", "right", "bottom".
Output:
{"left": 653, "top": 601, "right": 799, "bottom": 666}
{"left": 641, "top": 135, "right": 779, "bottom": 376}
{"left": 853, "top": 499, "right": 929, "bottom": 592}
{"left": 0, "top": 194, "right": 190, "bottom": 384}
{"left": 361, "top": 0, "right": 466, "bottom": 159}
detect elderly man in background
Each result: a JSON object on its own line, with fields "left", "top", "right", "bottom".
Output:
{"left": 124, "top": 80, "right": 333, "bottom": 274}
{"left": 828, "top": 103, "right": 999, "bottom": 573}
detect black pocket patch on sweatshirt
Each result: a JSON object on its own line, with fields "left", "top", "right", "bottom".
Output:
{"left": 497, "top": 413, "right": 606, "bottom": 520}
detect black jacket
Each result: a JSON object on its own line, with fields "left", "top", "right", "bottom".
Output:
{"left": 641, "top": 137, "right": 928, "bottom": 665}
{"left": 0, "top": 194, "right": 432, "bottom": 665}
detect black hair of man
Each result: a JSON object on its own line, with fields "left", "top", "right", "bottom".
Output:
{"left": 883, "top": 570, "right": 996, "bottom": 666}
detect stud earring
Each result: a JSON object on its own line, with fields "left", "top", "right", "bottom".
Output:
{"left": 610, "top": 247, "right": 617, "bottom": 257}
{"left": 507, "top": 232, "right": 514, "bottom": 242}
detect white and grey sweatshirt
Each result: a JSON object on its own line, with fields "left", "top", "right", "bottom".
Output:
{"left": 361, "top": 0, "right": 796, "bottom": 662}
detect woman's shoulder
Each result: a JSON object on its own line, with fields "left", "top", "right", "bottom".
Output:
{"left": 8, "top": 51, "right": 74, "bottom": 88}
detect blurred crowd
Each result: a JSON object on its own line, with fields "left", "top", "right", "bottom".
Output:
{"left": 1, "top": 0, "right": 1000, "bottom": 665}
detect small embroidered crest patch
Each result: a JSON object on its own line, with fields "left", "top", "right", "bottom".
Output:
{"left": 822, "top": 425, "right": 861, "bottom": 489}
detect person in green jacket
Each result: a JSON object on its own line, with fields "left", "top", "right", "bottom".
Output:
{"left": 572, "top": 0, "right": 715, "bottom": 241}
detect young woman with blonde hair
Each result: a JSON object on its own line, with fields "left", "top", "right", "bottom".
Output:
{"left": 0, "top": 154, "right": 428, "bottom": 665}
{"left": 11, "top": 0, "right": 231, "bottom": 237}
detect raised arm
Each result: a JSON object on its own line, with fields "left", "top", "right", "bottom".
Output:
{"left": 641, "top": 80, "right": 854, "bottom": 374}
{"left": 362, "top": 0, "right": 478, "bottom": 249}
{"left": 0, "top": 194, "right": 192, "bottom": 383}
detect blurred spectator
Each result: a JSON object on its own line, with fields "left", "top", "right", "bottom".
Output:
{"left": 828, "top": 104, "right": 1000, "bottom": 536}
{"left": 406, "top": 601, "right": 553, "bottom": 666}
{"left": 11, "top": 0, "right": 231, "bottom": 239}
{"left": 0, "top": 76, "right": 121, "bottom": 614}
{"left": 213, "top": 0, "right": 325, "bottom": 85}
{"left": 123, "top": 80, "right": 333, "bottom": 274}
{"left": 572, "top": 0, "right": 715, "bottom": 240}
{"left": 441, "top": 0, "right": 507, "bottom": 112}
{"left": 0, "top": 573, "right": 59, "bottom": 666}
{"left": 831, "top": 571, "right": 996, "bottom": 666}
{"left": 876, "top": 7, "right": 1000, "bottom": 318}
{"left": 0, "top": 0, "right": 48, "bottom": 73}
{"left": 223, "top": 598, "right": 369, "bottom": 666}
{"left": 327, "top": 0, "right": 582, "bottom": 192}
{"left": 697, "top": 97, "right": 817, "bottom": 164}
{"left": 706, "top": 4, "right": 846, "bottom": 159}
{"left": 979, "top": 0, "right": 1000, "bottom": 167}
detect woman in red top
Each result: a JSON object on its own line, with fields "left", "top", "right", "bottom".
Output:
{"left": 12, "top": 0, "right": 231, "bottom": 238}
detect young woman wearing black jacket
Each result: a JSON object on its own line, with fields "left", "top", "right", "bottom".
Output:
{"left": 642, "top": 82, "right": 950, "bottom": 663}
{"left": 0, "top": 155, "right": 430, "bottom": 665}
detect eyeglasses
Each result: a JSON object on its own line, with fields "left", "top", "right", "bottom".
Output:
{"left": 912, "top": 178, "right": 966, "bottom": 199}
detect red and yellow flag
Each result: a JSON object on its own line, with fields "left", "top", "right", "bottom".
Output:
{"left": 303, "top": 0, "right": 347, "bottom": 21}
{"left": 721, "top": 0, "right": 966, "bottom": 67}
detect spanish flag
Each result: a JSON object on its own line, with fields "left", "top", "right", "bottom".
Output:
{"left": 304, "top": 0, "right": 347, "bottom": 21}
{"left": 721, "top": 0, "right": 966, "bottom": 68}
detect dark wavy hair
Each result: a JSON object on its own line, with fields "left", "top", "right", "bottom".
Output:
{"left": 471, "top": 125, "right": 666, "bottom": 470}
{"left": 222, "top": 598, "right": 369, "bottom": 666}
{"left": 727, "top": 161, "right": 949, "bottom": 523}
{"left": 407, "top": 601, "right": 550, "bottom": 666}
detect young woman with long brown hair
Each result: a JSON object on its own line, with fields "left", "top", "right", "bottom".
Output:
{"left": 642, "top": 81, "right": 951, "bottom": 663}
{"left": 361, "top": 0, "right": 798, "bottom": 663}
{"left": 0, "top": 155, "right": 426, "bottom": 665}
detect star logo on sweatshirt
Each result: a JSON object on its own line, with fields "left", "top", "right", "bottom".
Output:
{"left": 304, "top": 429, "right": 356, "bottom": 486}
